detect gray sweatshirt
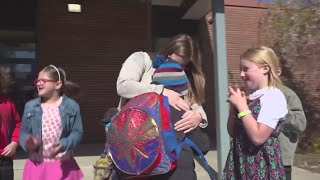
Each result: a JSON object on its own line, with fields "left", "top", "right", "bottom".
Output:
{"left": 279, "top": 86, "right": 307, "bottom": 166}
{"left": 116, "top": 51, "right": 208, "bottom": 128}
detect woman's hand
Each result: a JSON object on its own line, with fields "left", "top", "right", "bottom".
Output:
{"left": 174, "top": 110, "right": 203, "bottom": 133}
{"left": 1, "top": 142, "right": 19, "bottom": 157}
{"left": 228, "top": 86, "right": 248, "bottom": 112}
{"left": 163, "top": 88, "right": 190, "bottom": 111}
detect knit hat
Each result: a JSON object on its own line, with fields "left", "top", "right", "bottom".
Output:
{"left": 152, "top": 59, "right": 189, "bottom": 95}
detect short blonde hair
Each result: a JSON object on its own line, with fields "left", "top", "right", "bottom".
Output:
{"left": 240, "top": 46, "right": 283, "bottom": 89}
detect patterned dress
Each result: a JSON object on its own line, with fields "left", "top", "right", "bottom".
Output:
{"left": 223, "top": 97, "right": 286, "bottom": 180}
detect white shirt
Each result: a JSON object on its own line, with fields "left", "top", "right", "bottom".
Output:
{"left": 249, "top": 87, "right": 288, "bottom": 129}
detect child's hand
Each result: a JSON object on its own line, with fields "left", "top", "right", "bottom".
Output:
{"left": 228, "top": 86, "right": 248, "bottom": 112}
{"left": 48, "top": 143, "right": 62, "bottom": 158}
{"left": 25, "top": 136, "right": 38, "bottom": 152}
{"left": 1, "top": 141, "right": 19, "bottom": 157}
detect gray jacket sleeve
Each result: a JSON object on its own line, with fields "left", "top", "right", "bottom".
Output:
{"left": 116, "top": 51, "right": 208, "bottom": 128}
{"left": 282, "top": 86, "right": 307, "bottom": 133}
{"left": 190, "top": 102, "right": 208, "bottom": 128}
{"left": 116, "top": 51, "right": 164, "bottom": 99}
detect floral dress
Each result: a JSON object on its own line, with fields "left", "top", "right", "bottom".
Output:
{"left": 223, "top": 96, "right": 286, "bottom": 180}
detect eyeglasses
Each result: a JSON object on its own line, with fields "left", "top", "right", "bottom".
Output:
{"left": 34, "top": 79, "right": 57, "bottom": 86}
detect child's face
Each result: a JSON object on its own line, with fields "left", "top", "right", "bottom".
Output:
{"left": 35, "top": 71, "right": 59, "bottom": 98}
{"left": 169, "top": 53, "right": 190, "bottom": 69}
{"left": 240, "top": 59, "right": 269, "bottom": 90}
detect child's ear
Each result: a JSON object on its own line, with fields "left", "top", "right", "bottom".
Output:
{"left": 262, "top": 64, "right": 270, "bottom": 74}
{"left": 55, "top": 81, "right": 63, "bottom": 90}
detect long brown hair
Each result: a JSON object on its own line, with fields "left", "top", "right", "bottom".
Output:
{"left": 0, "top": 68, "right": 13, "bottom": 94}
{"left": 160, "top": 34, "right": 206, "bottom": 104}
{"left": 41, "top": 65, "right": 80, "bottom": 99}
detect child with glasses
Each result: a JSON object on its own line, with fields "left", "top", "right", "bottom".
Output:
{"left": 20, "top": 65, "right": 84, "bottom": 180}
{"left": 0, "top": 69, "right": 21, "bottom": 180}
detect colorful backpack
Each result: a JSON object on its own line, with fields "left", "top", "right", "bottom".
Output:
{"left": 106, "top": 92, "right": 214, "bottom": 179}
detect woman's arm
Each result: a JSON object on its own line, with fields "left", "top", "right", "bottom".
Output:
{"left": 173, "top": 103, "right": 208, "bottom": 133}
{"left": 117, "top": 52, "right": 190, "bottom": 111}
{"left": 190, "top": 103, "right": 208, "bottom": 128}
{"left": 174, "top": 110, "right": 203, "bottom": 133}
{"left": 117, "top": 52, "right": 164, "bottom": 98}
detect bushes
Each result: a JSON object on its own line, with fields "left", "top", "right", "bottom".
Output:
{"left": 264, "top": 0, "right": 320, "bottom": 153}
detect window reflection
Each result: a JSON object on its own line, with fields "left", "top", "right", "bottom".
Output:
{"left": 0, "top": 42, "right": 36, "bottom": 114}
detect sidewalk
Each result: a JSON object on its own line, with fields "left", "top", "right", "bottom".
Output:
{"left": 13, "top": 143, "right": 320, "bottom": 180}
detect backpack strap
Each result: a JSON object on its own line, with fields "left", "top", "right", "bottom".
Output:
{"left": 184, "top": 137, "right": 215, "bottom": 180}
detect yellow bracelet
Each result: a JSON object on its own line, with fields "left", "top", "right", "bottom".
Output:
{"left": 237, "top": 110, "right": 252, "bottom": 119}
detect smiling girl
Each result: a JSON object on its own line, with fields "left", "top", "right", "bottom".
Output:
{"left": 20, "top": 65, "right": 84, "bottom": 180}
{"left": 223, "top": 46, "right": 288, "bottom": 179}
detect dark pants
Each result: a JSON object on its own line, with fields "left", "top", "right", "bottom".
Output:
{"left": 0, "top": 156, "right": 13, "bottom": 180}
{"left": 284, "top": 166, "right": 292, "bottom": 180}
{"left": 169, "top": 108, "right": 211, "bottom": 155}
{"left": 151, "top": 145, "right": 196, "bottom": 180}
{"left": 149, "top": 108, "right": 208, "bottom": 180}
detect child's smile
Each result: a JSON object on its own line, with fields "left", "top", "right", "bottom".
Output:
{"left": 35, "top": 72, "right": 58, "bottom": 97}
{"left": 240, "top": 59, "right": 269, "bottom": 90}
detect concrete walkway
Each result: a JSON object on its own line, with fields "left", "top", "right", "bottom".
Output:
{"left": 13, "top": 143, "right": 320, "bottom": 180}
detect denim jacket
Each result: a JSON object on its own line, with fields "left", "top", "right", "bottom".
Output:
{"left": 19, "top": 95, "right": 83, "bottom": 153}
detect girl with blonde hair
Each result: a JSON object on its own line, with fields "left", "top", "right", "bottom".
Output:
{"left": 224, "top": 46, "right": 288, "bottom": 179}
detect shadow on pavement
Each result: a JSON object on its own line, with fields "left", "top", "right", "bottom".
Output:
{"left": 14, "top": 143, "right": 106, "bottom": 160}
{"left": 194, "top": 155, "right": 218, "bottom": 179}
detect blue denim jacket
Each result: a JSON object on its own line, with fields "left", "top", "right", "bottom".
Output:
{"left": 19, "top": 95, "right": 83, "bottom": 152}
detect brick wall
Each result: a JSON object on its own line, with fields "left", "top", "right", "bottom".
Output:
{"left": 36, "top": 0, "right": 151, "bottom": 143}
